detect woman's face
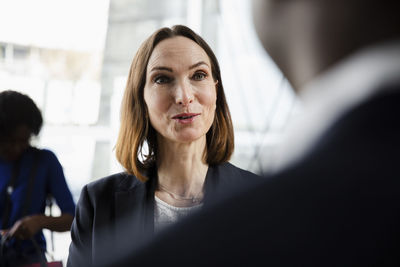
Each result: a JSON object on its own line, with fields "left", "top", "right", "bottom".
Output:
{"left": 144, "top": 36, "right": 217, "bottom": 145}
{"left": 0, "top": 125, "right": 31, "bottom": 161}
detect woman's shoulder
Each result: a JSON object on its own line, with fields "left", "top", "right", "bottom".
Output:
{"left": 30, "top": 147, "right": 59, "bottom": 162}
{"left": 217, "top": 162, "right": 261, "bottom": 180}
{"left": 85, "top": 172, "right": 144, "bottom": 195}
{"left": 204, "top": 162, "right": 262, "bottom": 204}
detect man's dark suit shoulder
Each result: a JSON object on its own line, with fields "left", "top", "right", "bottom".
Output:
{"left": 124, "top": 87, "right": 400, "bottom": 266}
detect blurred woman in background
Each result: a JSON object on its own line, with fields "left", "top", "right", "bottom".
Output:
{"left": 0, "top": 90, "right": 75, "bottom": 267}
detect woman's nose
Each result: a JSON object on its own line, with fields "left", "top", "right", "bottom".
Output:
{"left": 175, "top": 81, "right": 193, "bottom": 106}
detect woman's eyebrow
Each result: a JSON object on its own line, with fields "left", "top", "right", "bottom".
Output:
{"left": 150, "top": 66, "right": 173, "bottom": 73}
{"left": 189, "top": 61, "right": 209, "bottom": 70}
{"left": 149, "top": 61, "right": 209, "bottom": 73}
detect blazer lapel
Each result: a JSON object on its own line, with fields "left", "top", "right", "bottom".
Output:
{"left": 114, "top": 187, "right": 147, "bottom": 243}
{"left": 113, "top": 170, "right": 157, "bottom": 253}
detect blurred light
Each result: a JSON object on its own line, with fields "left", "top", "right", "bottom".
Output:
{"left": 0, "top": 0, "right": 110, "bottom": 52}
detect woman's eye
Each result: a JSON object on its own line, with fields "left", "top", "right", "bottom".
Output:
{"left": 192, "top": 72, "right": 207, "bottom": 81}
{"left": 154, "top": 76, "right": 171, "bottom": 84}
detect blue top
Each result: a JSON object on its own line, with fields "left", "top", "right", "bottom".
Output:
{"left": 0, "top": 146, "right": 75, "bottom": 254}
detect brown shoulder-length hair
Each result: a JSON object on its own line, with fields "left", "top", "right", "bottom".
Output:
{"left": 115, "top": 25, "right": 234, "bottom": 182}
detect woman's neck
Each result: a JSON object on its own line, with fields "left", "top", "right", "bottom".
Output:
{"left": 156, "top": 136, "right": 208, "bottom": 197}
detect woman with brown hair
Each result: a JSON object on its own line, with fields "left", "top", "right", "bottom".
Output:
{"left": 67, "top": 25, "right": 259, "bottom": 266}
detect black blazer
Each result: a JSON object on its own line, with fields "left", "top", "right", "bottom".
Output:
{"left": 120, "top": 85, "right": 400, "bottom": 266}
{"left": 67, "top": 162, "right": 260, "bottom": 267}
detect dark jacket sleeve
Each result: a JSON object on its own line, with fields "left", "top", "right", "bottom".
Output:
{"left": 67, "top": 185, "right": 94, "bottom": 267}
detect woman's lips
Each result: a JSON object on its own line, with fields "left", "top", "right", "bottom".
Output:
{"left": 172, "top": 113, "right": 200, "bottom": 124}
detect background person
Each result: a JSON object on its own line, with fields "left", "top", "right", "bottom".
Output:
{"left": 119, "top": 0, "right": 400, "bottom": 266}
{"left": 67, "top": 25, "right": 260, "bottom": 267}
{"left": 0, "top": 90, "right": 75, "bottom": 267}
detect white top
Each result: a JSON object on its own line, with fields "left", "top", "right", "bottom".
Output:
{"left": 266, "top": 40, "right": 400, "bottom": 174}
{"left": 154, "top": 196, "right": 203, "bottom": 233}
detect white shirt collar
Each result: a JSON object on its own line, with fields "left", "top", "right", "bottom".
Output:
{"left": 266, "top": 40, "right": 400, "bottom": 174}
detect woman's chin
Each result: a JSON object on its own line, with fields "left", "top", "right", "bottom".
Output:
{"left": 157, "top": 127, "right": 208, "bottom": 144}
{"left": 173, "top": 130, "right": 206, "bottom": 144}
{"left": 176, "top": 135, "right": 203, "bottom": 143}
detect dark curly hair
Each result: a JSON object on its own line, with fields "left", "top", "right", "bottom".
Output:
{"left": 0, "top": 90, "right": 43, "bottom": 138}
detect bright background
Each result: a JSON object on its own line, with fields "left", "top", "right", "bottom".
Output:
{"left": 0, "top": 0, "right": 301, "bottom": 264}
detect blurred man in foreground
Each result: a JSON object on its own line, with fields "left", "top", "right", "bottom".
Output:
{"left": 112, "top": 0, "right": 400, "bottom": 265}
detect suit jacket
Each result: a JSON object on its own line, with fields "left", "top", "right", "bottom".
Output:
{"left": 119, "top": 84, "right": 400, "bottom": 266}
{"left": 67, "top": 162, "right": 260, "bottom": 267}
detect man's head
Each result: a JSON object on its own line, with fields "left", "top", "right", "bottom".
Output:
{"left": 252, "top": 0, "right": 400, "bottom": 90}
